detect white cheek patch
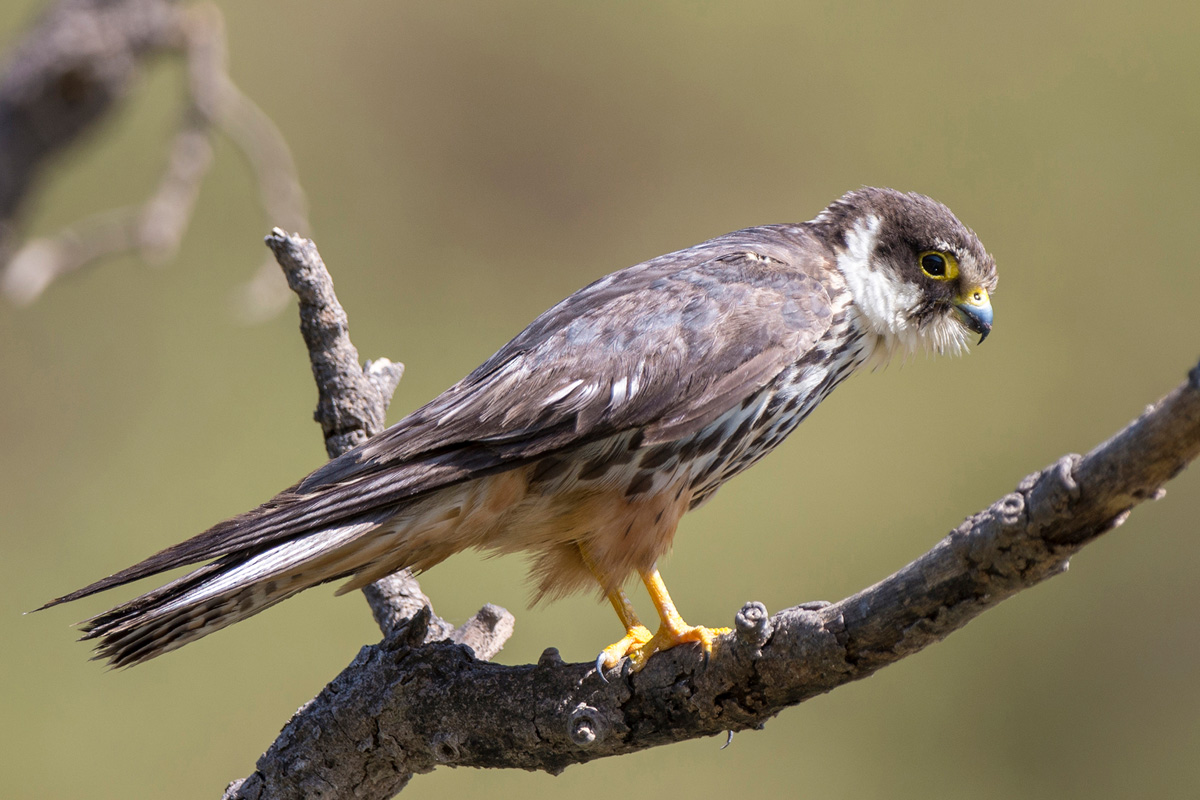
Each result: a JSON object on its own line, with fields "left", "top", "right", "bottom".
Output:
{"left": 836, "top": 215, "right": 969, "bottom": 360}
{"left": 836, "top": 215, "right": 913, "bottom": 339}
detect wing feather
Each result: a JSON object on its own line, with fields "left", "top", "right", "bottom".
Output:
{"left": 43, "top": 226, "right": 835, "bottom": 607}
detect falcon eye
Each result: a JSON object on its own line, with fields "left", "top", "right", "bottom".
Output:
{"left": 919, "top": 250, "right": 959, "bottom": 281}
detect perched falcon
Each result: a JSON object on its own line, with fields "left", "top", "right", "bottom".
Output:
{"left": 44, "top": 187, "right": 997, "bottom": 671}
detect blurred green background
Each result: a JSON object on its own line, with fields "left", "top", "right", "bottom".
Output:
{"left": 4, "top": 1, "right": 1199, "bottom": 797}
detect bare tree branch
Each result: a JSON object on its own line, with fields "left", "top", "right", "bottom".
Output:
{"left": 13, "top": 7, "right": 1191, "bottom": 798}
{"left": 0, "top": 0, "right": 307, "bottom": 315}
{"left": 262, "top": 227, "right": 514, "bottom": 664}
{"left": 224, "top": 233, "right": 1200, "bottom": 799}
{"left": 263, "top": 229, "right": 402, "bottom": 458}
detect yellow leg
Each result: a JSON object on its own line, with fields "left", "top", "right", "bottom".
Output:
{"left": 596, "top": 587, "right": 654, "bottom": 671}
{"left": 624, "top": 567, "right": 731, "bottom": 672}
{"left": 606, "top": 585, "right": 643, "bottom": 631}
{"left": 581, "top": 546, "right": 654, "bottom": 672}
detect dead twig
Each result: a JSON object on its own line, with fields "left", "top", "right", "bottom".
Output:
{"left": 263, "top": 227, "right": 514, "bottom": 667}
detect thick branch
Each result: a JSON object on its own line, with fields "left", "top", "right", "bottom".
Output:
{"left": 226, "top": 357, "right": 1200, "bottom": 798}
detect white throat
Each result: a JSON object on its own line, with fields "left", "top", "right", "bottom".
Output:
{"left": 834, "top": 215, "right": 967, "bottom": 361}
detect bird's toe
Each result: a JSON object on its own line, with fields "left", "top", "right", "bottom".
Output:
{"left": 596, "top": 624, "right": 654, "bottom": 675}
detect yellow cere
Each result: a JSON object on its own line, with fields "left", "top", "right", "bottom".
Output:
{"left": 958, "top": 286, "right": 991, "bottom": 307}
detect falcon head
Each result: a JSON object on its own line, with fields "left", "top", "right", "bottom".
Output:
{"left": 814, "top": 187, "right": 998, "bottom": 360}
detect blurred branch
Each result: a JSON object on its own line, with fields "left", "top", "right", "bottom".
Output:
{"left": 226, "top": 243, "right": 1200, "bottom": 800}
{"left": 0, "top": 0, "right": 307, "bottom": 317}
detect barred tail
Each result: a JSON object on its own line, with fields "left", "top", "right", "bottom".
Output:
{"left": 79, "top": 516, "right": 388, "bottom": 668}
{"left": 50, "top": 470, "right": 524, "bottom": 666}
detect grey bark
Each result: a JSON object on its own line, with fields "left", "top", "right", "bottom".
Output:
{"left": 227, "top": 231, "right": 1200, "bottom": 800}
{"left": 264, "top": 229, "right": 404, "bottom": 459}
{"left": 262, "top": 228, "right": 512, "bottom": 655}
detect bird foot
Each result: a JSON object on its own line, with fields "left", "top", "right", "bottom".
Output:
{"left": 597, "top": 624, "right": 654, "bottom": 674}
{"left": 599, "top": 622, "right": 731, "bottom": 674}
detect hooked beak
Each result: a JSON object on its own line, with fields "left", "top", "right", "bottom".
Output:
{"left": 954, "top": 286, "right": 993, "bottom": 343}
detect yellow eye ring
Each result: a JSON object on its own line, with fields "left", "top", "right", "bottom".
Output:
{"left": 919, "top": 250, "right": 959, "bottom": 281}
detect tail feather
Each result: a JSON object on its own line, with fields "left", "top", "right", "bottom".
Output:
{"left": 37, "top": 482, "right": 317, "bottom": 611}
{"left": 77, "top": 513, "right": 391, "bottom": 667}
{"left": 44, "top": 464, "right": 527, "bottom": 666}
{"left": 85, "top": 572, "right": 309, "bottom": 667}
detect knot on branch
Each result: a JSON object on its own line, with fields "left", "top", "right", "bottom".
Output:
{"left": 537, "top": 647, "right": 565, "bottom": 668}
{"left": 1021, "top": 454, "right": 1082, "bottom": 534}
{"left": 430, "top": 732, "right": 462, "bottom": 764}
{"left": 735, "top": 601, "right": 772, "bottom": 654}
{"left": 568, "top": 703, "right": 606, "bottom": 747}
{"left": 995, "top": 492, "right": 1026, "bottom": 527}
{"left": 386, "top": 604, "right": 434, "bottom": 650}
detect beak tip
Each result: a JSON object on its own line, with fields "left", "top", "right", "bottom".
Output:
{"left": 954, "top": 299, "right": 994, "bottom": 344}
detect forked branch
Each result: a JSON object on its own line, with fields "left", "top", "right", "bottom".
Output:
{"left": 262, "top": 228, "right": 514, "bottom": 655}
{"left": 225, "top": 231, "right": 1200, "bottom": 800}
